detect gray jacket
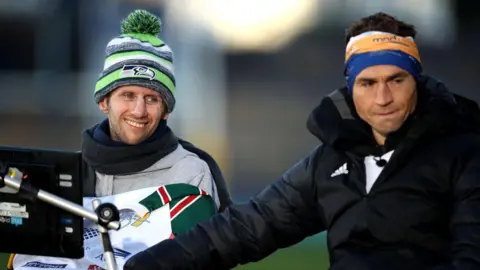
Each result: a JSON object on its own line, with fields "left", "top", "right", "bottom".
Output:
{"left": 94, "top": 144, "right": 220, "bottom": 208}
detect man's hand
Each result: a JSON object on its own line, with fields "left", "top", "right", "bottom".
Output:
{"left": 124, "top": 250, "right": 158, "bottom": 270}
{"left": 124, "top": 239, "right": 185, "bottom": 270}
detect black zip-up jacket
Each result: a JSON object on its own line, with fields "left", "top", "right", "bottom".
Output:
{"left": 124, "top": 76, "right": 480, "bottom": 270}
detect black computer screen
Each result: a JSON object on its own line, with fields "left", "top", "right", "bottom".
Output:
{"left": 0, "top": 146, "right": 83, "bottom": 258}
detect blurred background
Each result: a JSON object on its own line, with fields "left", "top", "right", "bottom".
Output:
{"left": 0, "top": 0, "right": 479, "bottom": 269}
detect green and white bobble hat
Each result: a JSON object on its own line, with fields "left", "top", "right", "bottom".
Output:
{"left": 94, "top": 10, "right": 176, "bottom": 113}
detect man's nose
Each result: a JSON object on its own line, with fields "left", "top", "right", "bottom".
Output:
{"left": 375, "top": 83, "right": 394, "bottom": 106}
{"left": 131, "top": 98, "right": 147, "bottom": 117}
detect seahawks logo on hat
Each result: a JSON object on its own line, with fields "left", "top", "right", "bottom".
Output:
{"left": 120, "top": 65, "right": 156, "bottom": 80}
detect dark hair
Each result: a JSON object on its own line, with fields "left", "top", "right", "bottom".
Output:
{"left": 345, "top": 12, "right": 417, "bottom": 45}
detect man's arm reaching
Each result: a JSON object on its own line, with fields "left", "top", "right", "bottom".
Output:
{"left": 124, "top": 146, "right": 327, "bottom": 270}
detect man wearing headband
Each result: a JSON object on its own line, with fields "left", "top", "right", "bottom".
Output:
{"left": 125, "top": 12, "right": 480, "bottom": 270}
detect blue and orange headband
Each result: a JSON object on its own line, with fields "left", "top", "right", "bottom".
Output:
{"left": 344, "top": 31, "right": 423, "bottom": 92}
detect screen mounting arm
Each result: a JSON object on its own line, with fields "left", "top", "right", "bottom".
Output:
{"left": 0, "top": 166, "right": 121, "bottom": 270}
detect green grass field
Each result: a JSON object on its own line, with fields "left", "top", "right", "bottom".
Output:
{"left": 234, "top": 244, "right": 329, "bottom": 269}
{"left": 1, "top": 235, "right": 330, "bottom": 269}
{"left": 0, "top": 253, "right": 10, "bottom": 267}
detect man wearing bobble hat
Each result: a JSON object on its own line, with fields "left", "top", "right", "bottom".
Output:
{"left": 80, "top": 9, "right": 232, "bottom": 209}
{"left": 8, "top": 9, "right": 231, "bottom": 270}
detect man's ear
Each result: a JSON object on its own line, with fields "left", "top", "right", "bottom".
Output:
{"left": 162, "top": 113, "right": 169, "bottom": 120}
{"left": 98, "top": 97, "right": 109, "bottom": 114}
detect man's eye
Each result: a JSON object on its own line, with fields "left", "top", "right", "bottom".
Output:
{"left": 146, "top": 96, "right": 160, "bottom": 103}
{"left": 123, "top": 92, "right": 135, "bottom": 99}
{"left": 361, "top": 82, "right": 372, "bottom": 87}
